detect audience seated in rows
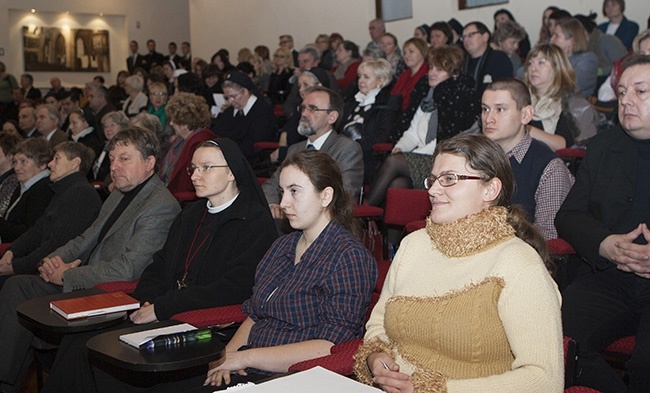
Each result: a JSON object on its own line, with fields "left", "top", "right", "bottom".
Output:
{"left": 367, "top": 45, "right": 480, "bottom": 206}
{"left": 0, "top": 142, "right": 101, "bottom": 287}
{"left": 0, "top": 127, "right": 180, "bottom": 392}
{"left": 41, "top": 138, "right": 278, "bottom": 393}
{"left": 184, "top": 150, "right": 376, "bottom": 392}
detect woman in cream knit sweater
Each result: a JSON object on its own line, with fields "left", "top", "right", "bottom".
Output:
{"left": 354, "top": 134, "right": 563, "bottom": 393}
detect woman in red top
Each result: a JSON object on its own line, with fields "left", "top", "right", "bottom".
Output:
{"left": 332, "top": 40, "right": 361, "bottom": 91}
{"left": 391, "top": 38, "right": 430, "bottom": 111}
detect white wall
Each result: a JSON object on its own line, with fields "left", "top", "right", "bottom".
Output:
{"left": 0, "top": 0, "right": 190, "bottom": 89}
{"left": 189, "top": 0, "right": 648, "bottom": 61}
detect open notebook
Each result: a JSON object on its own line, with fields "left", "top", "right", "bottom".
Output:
{"left": 220, "top": 366, "right": 381, "bottom": 392}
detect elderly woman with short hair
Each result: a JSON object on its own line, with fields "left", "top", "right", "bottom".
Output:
{"left": 0, "top": 138, "right": 53, "bottom": 243}
{"left": 122, "top": 75, "right": 149, "bottom": 117}
{"left": 342, "top": 58, "right": 400, "bottom": 184}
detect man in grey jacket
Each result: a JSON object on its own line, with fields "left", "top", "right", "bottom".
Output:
{"left": 262, "top": 87, "right": 363, "bottom": 219}
{"left": 0, "top": 127, "right": 180, "bottom": 392}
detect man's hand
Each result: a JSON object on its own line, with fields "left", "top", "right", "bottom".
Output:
{"left": 0, "top": 250, "right": 14, "bottom": 276}
{"left": 268, "top": 204, "right": 285, "bottom": 219}
{"left": 38, "top": 256, "right": 82, "bottom": 285}
{"left": 600, "top": 224, "right": 650, "bottom": 278}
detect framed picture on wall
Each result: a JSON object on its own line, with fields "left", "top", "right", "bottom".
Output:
{"left": 459, "top": 0, "right": 508, "bottom": 10}
{"left": 376, "top": 0, "right": 412, "bottom": 22}
{"left": 22, "top": 26, "right": 110, "bottom": 72}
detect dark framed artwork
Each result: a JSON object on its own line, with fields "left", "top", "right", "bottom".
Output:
{"left": 376, "top": 0, "right": 413, "bottom": 22}
{"left": 459, "top": 0, "right": 508, "bottom": 10}
{"left": 22, "top": 26, "right": 110, "bottom": 72}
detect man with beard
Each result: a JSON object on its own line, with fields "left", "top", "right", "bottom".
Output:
{"left": 262, "top": 86, "right": 363, "bottom": 219}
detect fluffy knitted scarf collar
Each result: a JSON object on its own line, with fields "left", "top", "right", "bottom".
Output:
{"left": 425, "top": 206, "right": 515, "bottom": 258}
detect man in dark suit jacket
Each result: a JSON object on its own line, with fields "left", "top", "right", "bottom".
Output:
{"left": 165, "top": 41, "right": 181, "bottom": 68}
{"left": 35, "top": 104, "right": 68, "bottom": 148}
{"left": 20, "top": 74, "right": 41, "bottom": 100}
{"left": 143, "top": 39, "right": 165, "bottom": 71}
{"left": 126, "top": 40, "right": 145, "bottom": 74}
{"left": 86, "top": 84, "right": 115, "bottom": 141}
{"left": 262, "top": 86, "right": 363, "bottom": 219}
{"left": 180, "top": 41, "right": 192, "bottom": 65}
{"left": 0, "top": 128, "right": 180, "bottom": 392}
{"left": 555, "top": 55, "right": 650, "bottom": 393}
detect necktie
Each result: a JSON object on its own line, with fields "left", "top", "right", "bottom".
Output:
{"left": 306, "top": 144, "right": 316, "bottom": 150}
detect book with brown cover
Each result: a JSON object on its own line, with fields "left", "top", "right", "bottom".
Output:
{"left": 50, "top": 291, "right": 140, "bottom": 320}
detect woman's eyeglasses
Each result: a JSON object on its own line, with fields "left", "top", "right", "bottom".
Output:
{"left": 423, "top": 173, "right": 483, "bottom": 189}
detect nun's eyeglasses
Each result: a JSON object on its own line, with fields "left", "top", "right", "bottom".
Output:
{"left": 187, "top": 164, "right": 229, "bottom": 176}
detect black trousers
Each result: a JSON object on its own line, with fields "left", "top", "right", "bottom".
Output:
{"left": 562, "top": 267, "right": 650, "bottom": 393}
{"left": 0, "top": 275, "right": 61, "bottom": 392}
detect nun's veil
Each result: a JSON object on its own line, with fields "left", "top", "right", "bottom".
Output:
{"left": 198, "top": 138, "right": 270, "bottom": 209}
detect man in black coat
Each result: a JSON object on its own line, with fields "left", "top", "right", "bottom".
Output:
{"left": 0, "top": 142, "right": 101, "bottom": 283}
{"left": 143, "top": 39, "right": 165, "bottom": 71}
{"left": 462, "top": 21, "right": 513, "bottom": 95}
{"left": 556, "top": 55, "right": 650, "bottom": 393}
{"left": 126, "top": 40, "right": 145, "bottom": 75}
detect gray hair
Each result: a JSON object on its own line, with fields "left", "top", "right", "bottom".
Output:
{"left": 125, "top": 75, "right": 144, "bottom": 92}
{"left": 101, "top": 111, "right": 130, "bottom": 129}
{"left": 36, "top": 104, "right": 60, "bottom": 122}
{"left": 298, "top": 46, "right": 321, "bottom": 61}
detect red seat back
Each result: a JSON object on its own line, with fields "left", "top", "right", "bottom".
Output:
{"left": 384, "top": 188, "right": 430, "bottom": 226}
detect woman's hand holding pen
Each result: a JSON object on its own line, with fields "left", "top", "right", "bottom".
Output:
{"left": 367, "top": 352, "right": 413, "bottom": 393}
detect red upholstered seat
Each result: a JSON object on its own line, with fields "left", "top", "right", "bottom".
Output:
{"left": 0, "top": 243, "right": 10, "bottom": 255}
{"left": 556, "top": 148, "right": 586, "bottom": 159}
{"left": 253, "top": 141, "right": 279, "bottom": 150}
{"left": 94, "top": 280, "right": 139, "bottom": 295}
{"left": 564, "top": 387, "right": 602, "bottom": 393}
{"left": 604, "top": 336, "right": 635, "bottom": 355}
{"left": 353, "top": 205, "right": 384, "bottom": 218}
{"left": 372, "top": 143, "right": 393, "bottom": 153}
{"left": 547, "top": 238, "right": 576, "bottom": 255}
{"left": 272, "top": 105, "right": 284, "bottom": 118}
{"left": 404, "top": 220, "right": 426, "bottom": 233}
{"left": 172, "top": 304, "right": 247, "bottom": 328}
{"left": 384, "top": 188, "right": 430, "bottom": 227}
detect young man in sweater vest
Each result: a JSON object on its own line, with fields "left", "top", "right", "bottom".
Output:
{"left": 481, "top": 77, "right": 573, "bottom": 240}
